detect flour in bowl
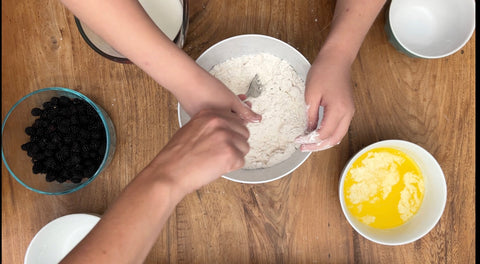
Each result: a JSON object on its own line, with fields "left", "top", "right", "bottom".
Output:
{"left": 210, "top": 53, "right": 307, "bottom": 169}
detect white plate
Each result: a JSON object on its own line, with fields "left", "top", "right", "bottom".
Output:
{"left": 24, "top": 213, "right": 100, "bottom": 264}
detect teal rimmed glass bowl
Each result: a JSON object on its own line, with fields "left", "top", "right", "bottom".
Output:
{"left": 2, "top": 87, "right": 116, "bottom": 195}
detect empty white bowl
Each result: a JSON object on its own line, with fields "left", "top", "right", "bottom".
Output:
{"left": 178, "top": 34, "right": 318, "bottom": 184}
{"left": 385, "top": 0, "right": 476, "bottom": 58}
{"left": 24, "top": 213, "right": 100, "bottom": 264}
{"left": 339, "top": 140, "right": 447, "bottom": 245}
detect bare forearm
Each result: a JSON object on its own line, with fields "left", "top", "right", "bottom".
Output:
{"left": 60, "top": 0, "right": 207, "bottom": 99}
{"left": 319, "top": 0, "right": 386, "bottom": 65}
{"left": 59, "top": 109, "right": 250, "bottom": 263}
{"left": 60, "top": 167, "right": 184, "bottom": 263}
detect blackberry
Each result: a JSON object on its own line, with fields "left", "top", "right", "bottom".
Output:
{"left": 73, "top": 163, "right": 84, "bottom": 171}
{"left": 55, "top": 148, "right": 70, "bottom": 162}
{"left": 86, "top": 165, "right": 97, "bottom": 176}
{"left": 29, "top": 135, "right": 40, "bottom": 143}
{"left": 83, "top": 159, "right": 94, "bottom": 166}
{"left": 50, "top": 97, "right": 60, "bottom": 105}
{"left": 56, "top": 177, "right": 67, "bottom": 183}
{"left": 58, "top": 96, "right": 71, "bottom": 106}
{"left": 78, "top": 128, "right": 90, "bottom": 139}
{"left": 81, "top": 144, "right": 90, "bottom": 152}
{"left": 79, "top": 115, "right": 89, "bottom": 125}
{"left": 34, "top": 119, "right": 48, "bottom": 128}
{"left": 58, "top": 119, "right": 71, "bottom": 134}
{"left": 87, "top": 122, "right": 100, "bottom": 131}
{"left": 71, "top": 142, "right": 81, "bottom": 153}
{"left": 21, "top": 142, "right": 32, "bottom": 151}
{"left": 32, "top": 152, "right": 46, "bottom": 161}
{"left": 69, "top": 155, "right": 81, "bottom": 165}
{"left": 70, "top": 116, "right": 79, "bottom": 125}
{"left": 51, "top": 116, "right": 63, "bottom": 125}
{"left": 59, "top": 169, "right": 70, "bottom": 180}
{"left": 25, "top": 127, "right": 35, "bottom": 135}
{"left": 89, "top": 140, "right": 100, "bottom": 151}
{"left": 44, "top": 157, "right": 58, "bottom": 169}
{"left": 91, "top": 132, "right": 102, "bottom": 140}
{"left": 70, "top": 125, "right": 80, "bottom": 135}
{"left": 32, "top": 162, "right": 45, "bottom": 174}
{"left": 45, "top": 172, "right": 57, "bottom": 182}
{"left": 82, "top": 169, "right": 93, "bottom": 178}
{"left": 42, "top": 101, "right": 53, "bottom": 109}
{"left": 35, "top": 128, "right": 46, "bottom": 138}
{"left": 86, "top": 106, "right": 97, "bottom": 116}
{"left": 46, "top": 109, "right": 59, "bottom": 120}
{"left": 68, "top": 105, "right": 78, "bottom": 115}
{"left": 31, "top": 108, "right": 43, "bottom": 116}
{"left": 63, "top": 135, "right": 73, "bottom": 144}
{"left": 30, "top": 143, "right": 39, "bottom": 152}
{"left": 81, "top": 151, "right": 90, "bottom": 159}
{"left": 71, "top": 176, "right": 83, "bottom": 184}
{"left": 51, "top": 134, "right": 62, "bottom": 145}
{"left": 59, "top": 107, "right": 71, "bottom": 117}
{"left": 46, "top": 142, "right": 58, "bottom": 150}
{"left": 38, "top": 140, "right": 47, "bottom": 150}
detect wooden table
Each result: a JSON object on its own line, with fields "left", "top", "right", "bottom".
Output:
{"left": 2, "top": 0, "right": 475, "bottom": 263}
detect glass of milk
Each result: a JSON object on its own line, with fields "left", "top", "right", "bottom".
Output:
{"left": 75, "top": 0, "right": 189, "bottom": 63}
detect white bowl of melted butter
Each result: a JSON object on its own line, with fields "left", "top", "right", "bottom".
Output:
{"left": 339, "top": 140, "right": 447, "bottom": 245}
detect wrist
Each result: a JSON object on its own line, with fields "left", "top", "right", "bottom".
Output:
{"left": 136, "top": 163, "right": 187, "bottom": 206}
{"left": 314, "top": 44, "right": 355, "bottom": 72}
{"left": 317, "top": 40, "right": 357, "bottom": 67}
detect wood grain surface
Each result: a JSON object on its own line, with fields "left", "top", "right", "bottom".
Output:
{"left": 2, "top": 0, "right": 475, "bottom": 263}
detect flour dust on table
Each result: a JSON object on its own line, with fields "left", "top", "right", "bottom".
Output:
{"left": 210, "top": 53, "right": 308, "bottom": 169}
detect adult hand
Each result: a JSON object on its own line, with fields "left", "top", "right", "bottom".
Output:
{"left": 147, "top": 109, "right": 250, "bottom": 196}
{"left": 174, "top": 70, "right": 262, "bottom": 123}
{"left": 296, "top": 51, "right": 355, "bottom": 152}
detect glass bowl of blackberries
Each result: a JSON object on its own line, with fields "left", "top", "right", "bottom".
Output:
{"left": 2, "top": 87, "right": 116, "bottom": 195}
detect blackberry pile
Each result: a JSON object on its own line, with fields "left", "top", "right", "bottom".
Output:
{"left": 21, "top": 96, "right": 106, "bottom": 183}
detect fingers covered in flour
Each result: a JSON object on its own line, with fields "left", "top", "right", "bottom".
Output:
{"left": 231, "top": 96, "right": 261, "bottom": 123}
{"left": 296, "top": 108, "right": 352, "bottom": 152}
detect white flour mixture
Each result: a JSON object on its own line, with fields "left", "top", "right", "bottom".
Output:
{"left": 210, "top": 53, "right": 307, "bottom": 169}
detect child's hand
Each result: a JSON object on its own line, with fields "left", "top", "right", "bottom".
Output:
{"left": 296, "top": 51, "right": 355, "bottom": 152}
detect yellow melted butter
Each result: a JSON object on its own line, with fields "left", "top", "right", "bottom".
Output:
{"left": 344, "top": 147, "right": 424, "bottom": 229}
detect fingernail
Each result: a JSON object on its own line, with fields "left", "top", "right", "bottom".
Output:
{"left": 316, "top": 143, "right": 333, "bottom": 151}
{"left": 248, "top": 114, "right": 262, "bottom": 123}
{"left": 300, "top": 142, "right": 333, "bottom": 152}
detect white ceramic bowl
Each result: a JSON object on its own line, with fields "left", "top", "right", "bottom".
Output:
{"left": 339, "top": 140, "right": 447, "bottom": 245}
{"left": 386, "top": 0, "right": 476, "bottom": 58}
{"left": 24, "top": 213, "right": 100, "bottom": 264}
{"left": 178, "top": 34, "right": 318, "bottom": 184}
